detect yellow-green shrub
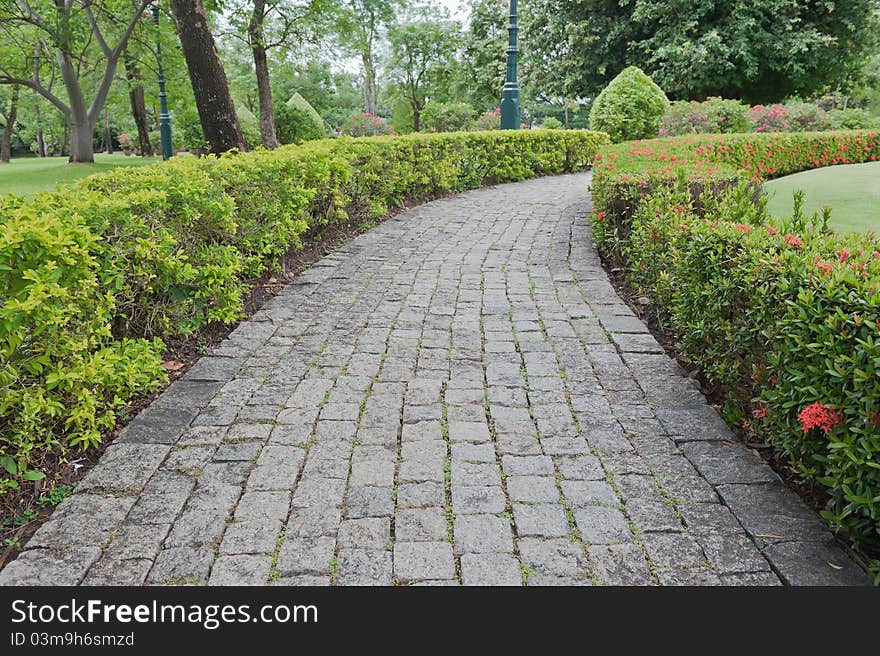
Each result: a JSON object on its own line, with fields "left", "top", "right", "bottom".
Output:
{"left": 0, "top": 129, "right": 608, "bottom": 493}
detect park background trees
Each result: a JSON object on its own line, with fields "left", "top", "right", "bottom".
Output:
{"left": 0, "top": 0, "right": 878, "bottom": 161}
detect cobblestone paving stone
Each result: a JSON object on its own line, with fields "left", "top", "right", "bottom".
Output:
{"left": 1, "top": 174, "right": 869, "bottom": 586}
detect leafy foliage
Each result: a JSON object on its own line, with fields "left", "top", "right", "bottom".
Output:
{"left": 523, "top": 0, "right": 880, "bottom": 103}
{"left": 0, "top": 129, "right": 608, "bottom": 493}
{"left": 590, "top": 130, "right": 880, "bottom": 565}
{"left": 589, "top": 67, "right": 669, "bottom": 143}
{"left": 421, "top": 101, "right": 477, "bottom": 133}
{"left": 660, "top": 97, "right": 751, "bottom": 136}
{"left": 275, "top": 93, "right": 326, "bottom": 144}
{"left": 827, "top": 108, "right": 878, "bottom": 131}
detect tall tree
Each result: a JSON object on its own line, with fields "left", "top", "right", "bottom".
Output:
{"left": 461, "top": 0, "right": 507, "bottom": 111}
{"left": 170, "top": 0, "right": 247, "bottom": 153}
{"left": 32, "top": 94, "right": 46, "bottom": 156}
{"left": 0, "top": 0, "right": 153, "bottom": 162}
{"left": 337, "top": 0, "right": 399, "bottom": 115}
{"left": 524, "top": 0, "right": 880, "bottom": 103}
{"left": 225, "top": 0, "right": 329, "bottom": 148}
{"left": 123, "top": 51, "right": 153, "bottom": 156}
{"left": 386, "top": 12, "right": 458, "bottom": 132}
{"left": 0, "top": 84, "right": 19, "bottom": 161}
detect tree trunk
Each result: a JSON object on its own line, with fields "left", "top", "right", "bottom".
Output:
{"left": 103, "top": 109, "right": 113, "bottom": 154}
{"left": 362, "top": 51, "right": 378, "bottom": 115}
{"left": 58, "top": 49, "right": 96, "bottom": 163}
{"left": 249, "top": 0, "right": 277, "bottom": 149}
{"left": 61, "top": 123, "right": 69, "bottom": 158}
{"left": 124, "top": 52, "right": 153, "bottom": 156}
{"left": 1, "top": 85, "right": 19, "bottom": 162}
{"left": 411, "top": 99, "right": 421, "bottom": 133}
{"left": 170, "top": 0, "right": 247, "bottom": 154}
{"left": 34, "top": 99, "right": 47, "bottom": 157}
{"left": 69, "top": 119, "right": 94, "bottom": 163}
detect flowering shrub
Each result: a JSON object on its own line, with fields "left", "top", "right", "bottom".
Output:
{"left": 473, "top": 108, "right": 501, "bottom": 131}
{"left": 659, "top": 97, "right": 751, "bottom": 136}
{"left": 590, "top": 130, "right": 880, "bottom": 567}
{"left": 748, "top": 103, "right": 790, "bottom": 132}
{"left": 340, "top": 112, "right": 395, "bottom": 137}
{"left": 784, "top": 101, "right": 829, "bottom": 132}
{"left": 117, "top": 132, "right": 135, "bottom": 150}
{"left": 0, "top": 129, "right": 608, "bottom": 495}
{"left": 661, "top": 99, "right": 876, "bottom": 135}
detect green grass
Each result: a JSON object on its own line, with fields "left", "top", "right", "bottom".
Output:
{"left": 0, "top": 153, "right": 161, "bottom": 196}
{"left": 763, "top": 161, "right": 880, "bottom": 234}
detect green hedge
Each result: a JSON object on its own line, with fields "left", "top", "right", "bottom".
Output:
{"left": 0, "top": 129, "right": 608, "bottom": 494}
{"left": 590, "top": 131, "right": 880, "bottom": 567}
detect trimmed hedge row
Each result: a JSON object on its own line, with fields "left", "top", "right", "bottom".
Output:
{"left": 590, "top": 131, "right": 880, "bottom": 566}
{"left": 0, "top": 129, "right": 608, "bottom": 494}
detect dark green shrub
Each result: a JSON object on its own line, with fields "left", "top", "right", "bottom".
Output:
{"left": 276, "top": 93, "right": 326, "bottom": 144}
{"left": 589, "top": 66, "right": 669, "bottom": 142}
{"left": 827, "top": 108, "right": 877, "bottom": 130}
{"left": 539, "top": 117, "right": 562, "bottom": 130}
{"left": 421, "top": 101, "right": 477, "bottom": 133}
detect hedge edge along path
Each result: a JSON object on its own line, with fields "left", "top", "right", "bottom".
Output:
{"left": 0, "top": 129, "right": 608, "bottom": 498}
{"left": 590, "top": 130, "right": 880, "bottom": 576}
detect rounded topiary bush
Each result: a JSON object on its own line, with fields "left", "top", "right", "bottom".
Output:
{"left": 589, "top": 66, "right": 669, "bottom": 142}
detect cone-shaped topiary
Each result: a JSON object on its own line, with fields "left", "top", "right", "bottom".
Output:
{"left": 589, "top": 66, "right": 669, "bottom": 142}
{"left": 275, "top": 93, "right": 326, "bottom": 144}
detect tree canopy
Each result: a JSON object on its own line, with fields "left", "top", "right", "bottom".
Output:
{"left": 524, "top": 0, "right": 880, "bottom": 103}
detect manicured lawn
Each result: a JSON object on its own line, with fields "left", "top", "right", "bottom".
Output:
{"left": 0, "top": 153, "right": 161, "bottom": 196}
{"left": 763, "top": 161, "right": 880, "bottom": 234}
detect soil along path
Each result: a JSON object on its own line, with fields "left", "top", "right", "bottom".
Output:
{"left": 0, "top": 173, "right": 867, "bottom": 586}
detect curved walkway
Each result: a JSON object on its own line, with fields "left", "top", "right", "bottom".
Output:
{"left": 0, "top": 174, "right": 868, "bottom": 586}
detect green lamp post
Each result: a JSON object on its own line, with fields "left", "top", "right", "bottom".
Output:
{"left": 500, "top": 0, "right": 521, "bottom": 130}
{"left": 152, "top": 3, "right": 173, "bottom": 160}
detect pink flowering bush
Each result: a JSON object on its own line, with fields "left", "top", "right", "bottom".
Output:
{"left": 117, "top": 132, "right": 135, "bottom": 150}
{"left": 340, "top": 112, "right": 395, "bottom": 137}
{"left": 748, "top": 103, "right": 791, "bottom": 132}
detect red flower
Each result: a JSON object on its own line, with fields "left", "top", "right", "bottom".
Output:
{"left": 672, "top": 205, "right": 685, "bottom": 213}
{"left": 784, "top": 234, "right": 803, "bottom": 248}
{"left": 734, "top": 223, "right": 751, "bottom": 234}
{"left": 765, "top": 226, "right": 779, "bottom": 235}
{"left": 752, "top": 404, "right": 768, "bottom": 419}
{"left": 798, "top": 402, "right": 843, "bottom": 434}
{"left": 835, "top": 248, "right": 850, "bottom": 263}
{"left": 816, "top": 260, "right": 834, "bottom": 276}
{"left": 596, "top": 210, "right": 606, "bottom": 222}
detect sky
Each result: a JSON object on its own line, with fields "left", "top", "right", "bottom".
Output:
{"left": 437, "top": 0, "right": 469, "bottom": 22}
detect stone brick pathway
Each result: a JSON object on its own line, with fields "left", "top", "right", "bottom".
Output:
{"left": 1, "top": 174, "right": 868, "bottom": 586}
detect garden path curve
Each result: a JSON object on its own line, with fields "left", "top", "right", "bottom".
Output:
{"left": 0, "top": 173, "right": 868, "bottom": 586}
